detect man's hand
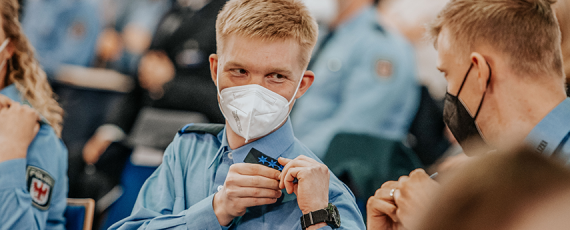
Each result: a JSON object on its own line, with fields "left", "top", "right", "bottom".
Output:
{"left": 213, "top": 163, "right": 282, "bottom": 226}
{"left": 278, "top": 156, "right": 329, "bottom": 230}
{"left": 393, "top": 169, "right": 439, "bottom": 229}
{"left": 0, "top": 98, "right": 40, "bottom": 163}
{"left": 367, "top": 181, "right": 405, "bottom": 230}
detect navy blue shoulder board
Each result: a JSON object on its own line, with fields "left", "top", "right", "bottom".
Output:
{"left": 178, "top": 123, "right": 225, "bottom": 136}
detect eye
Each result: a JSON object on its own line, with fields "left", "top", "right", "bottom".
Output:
{"left": 269, "top": 73, "right": 286, "bottom": 81}
{"left": 230, "top": 68, "right": 247, "bottom": 76}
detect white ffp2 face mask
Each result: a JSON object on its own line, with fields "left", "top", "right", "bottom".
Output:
{"left": 217, "top": 70, "right": 303, "bottom": 142}
{"left": 0, "top": 38, "right": 10, "bottom": 72}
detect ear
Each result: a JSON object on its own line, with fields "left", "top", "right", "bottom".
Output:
{"left": 209, "top": 54, "right": 218, "bottom": 86}
{"left": 295, "top": 70, "right": 315, "bottom": 99}
{"left": 470, "top": 52, "right": 490, "bottom": 92}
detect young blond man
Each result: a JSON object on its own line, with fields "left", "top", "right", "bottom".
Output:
{"left": 110, "top": 0, "right": 365, "bottom": 229}
{"left": 367, "top": 0, "right": 570, "bottom": 229}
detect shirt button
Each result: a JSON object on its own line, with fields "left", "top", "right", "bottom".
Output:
{"left": 227, "top": 152, "right": 233, "bottom": 159}
{"left": 217, "top": 185, "right": 223, "bottom": 192}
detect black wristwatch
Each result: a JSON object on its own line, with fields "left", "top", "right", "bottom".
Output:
{"left": 300, "top": 203, "right": 341, "bottom": 229}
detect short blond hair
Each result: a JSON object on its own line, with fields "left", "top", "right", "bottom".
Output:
{"left": 215, "top": 0, "right": 318, "bottom": 69}
{"left": 429, "top": 0, "right": 564, "bottom": 78}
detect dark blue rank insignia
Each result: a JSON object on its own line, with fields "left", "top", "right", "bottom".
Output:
{"left": 26, "top": 166, "right": 55, "bottom": 210}
{"left": 244, "top": 148, "right": 284, "bottom": 171}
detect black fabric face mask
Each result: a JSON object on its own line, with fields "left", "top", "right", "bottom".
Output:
{"left": 443, "top": 63, "right": 492, "bottom": 154}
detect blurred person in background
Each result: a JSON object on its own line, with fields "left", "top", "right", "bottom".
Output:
{"left": 79, "top": 0, "right": 227, "bottom": 221}
{"left": 95, "top": 0, "right": 172, "bottom": 76}
{"left": 378, "top": 0, "right": 449, "bottom": 100}
{"left": 64, "top": 0, "right": 172, "bottom": 203}
{"left": 0, "top": 0, "right": 68, "bottom": 228}
{"left": 554, "top": 0, "right": 570, "bottom": 95}
{"left": 378, "top": 0, "right": 455, "bottom": 167}
{"left": 19, "top": 0, "right": 108, "bottom": 202}
{"left": 419, "top": 147, "right": 570, "bottom": 230}
{"left": 367, "top": 0, "right": 570, "bottom": 229}
{"left": 292, "top": 0, "right": 420, "bottom": 158}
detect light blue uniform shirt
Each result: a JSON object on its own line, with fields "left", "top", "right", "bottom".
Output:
{"left": 525, "top": 98, "right": 570, "bottom": 164}
{"left": 0, "top": 84, "right": 69, "bottom": 229}
{"left": 292, "top": 7, "right": 420, "bottom": 158}
{"left": 21, "top": 0, "right": 101, "bottom": 78}
{"left": 109, "top": 119, "right": 365, "bottom": 229}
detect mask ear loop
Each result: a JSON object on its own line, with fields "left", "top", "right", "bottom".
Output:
{"left": 473, "top": 62, "right": 492, "bottom": 120}
{"left": 216, "top": 64, "right": 223, "bottom": 101}
{"left": 286, "top": 72, "right": 305, "bottom": 105}
{"left": 280, "top": 72, "right": 305, "bottom": 123}
{"left": 456, "top": 63, "right": 473, "bottom": 97}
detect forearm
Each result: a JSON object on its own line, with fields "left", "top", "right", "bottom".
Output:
{"left": 111, "top": 194, "right": 227, "bottom": 230}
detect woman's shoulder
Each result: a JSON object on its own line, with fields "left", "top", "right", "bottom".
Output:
{"left": 26, "top": 123, "right": 68, "bottom": 177}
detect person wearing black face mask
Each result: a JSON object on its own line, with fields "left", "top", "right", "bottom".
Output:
{"left": 442, "top": 63, "right": 493, "bottom": 155}
{"left": 366, "top": 0, "right": 570, "bottom": 229}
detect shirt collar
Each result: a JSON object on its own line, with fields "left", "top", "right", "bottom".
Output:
{"left": 0, "top": 84, "right": 23, "bottom": 103}
{"left": 209, "top": 118, "right": 296, "bottom": 167}
{"left": 525, "top": 98, "right": 570, "bottom": 156}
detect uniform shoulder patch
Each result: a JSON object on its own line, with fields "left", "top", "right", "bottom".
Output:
{"left": 178, "top": 123, "right": 225, "bottom": 136}
{"left": 375, "top": 59, "right": 393, "bottom": 79}
{"left": 26, "top": 166, "right": 55, "bottom": 210}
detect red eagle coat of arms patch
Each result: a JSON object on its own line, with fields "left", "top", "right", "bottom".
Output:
{"left": 27, "top": 166, "right": 55, "bottom": 210}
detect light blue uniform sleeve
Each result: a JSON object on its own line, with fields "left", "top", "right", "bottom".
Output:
{"left": 21, "top": 0, "right": 101, "bottom": 78}
{"left": 0, "top": 125, "right": 68, "bottom": 230}
{"left": 109, "top": 136, "right": 225, "bottom": 230}
{"left": 296, "top": 40, "right": 420, "bottom": 157}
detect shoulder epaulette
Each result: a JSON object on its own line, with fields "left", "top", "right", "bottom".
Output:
{"left": 178, "top": 123, "right": 225, "bottom": 136}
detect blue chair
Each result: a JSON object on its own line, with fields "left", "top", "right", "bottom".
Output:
{"left": 65, "top": 198, "right": 95, "bottom": 230}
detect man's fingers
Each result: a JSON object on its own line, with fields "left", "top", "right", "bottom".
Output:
{"left": 226, "top": 187, "right": 282, "bottom": 199}
{"left": 367, "top": 196, "right": 399, "bottom": 222}
{"left": 0, "top": 95, "right": 12, "bottom": 109}
{"left": 236, "top": 197, "right": 278, "bottom": 208}
{"left": 277, "top": 157, "right": 291, "bottom": 165}
{"left": 278, "top": 156, "right": 314, "bottom": 189}
{"left": 227, "top": 174, "right": 280, "bottom": 190}
{"left": 33, "top": 123, "right": 40, "bottom": 135}
{"left": 230, "top": 163, "right": 281, "bottom": 180}
{"left": 398, "top": 175, "right": 410, "bottom": 184}
{"left": 283, "top": 168, "right": 301, "bottom": 194}
{"left": 374, "top": 187, "right": 397, "bottom": 202}
{"left": 409, "top": 168, "right": 428, "bottom": 178}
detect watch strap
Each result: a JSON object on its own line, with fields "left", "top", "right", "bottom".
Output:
{"left": 301, "top": 209, "right": 328, "bottom": 230}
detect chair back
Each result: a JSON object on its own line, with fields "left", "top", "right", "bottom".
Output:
{"left": 65, "top": 198, "right": 95, "bottom": 230}
{"left": 323, "top": 133, "right": 423, "bottom": 200}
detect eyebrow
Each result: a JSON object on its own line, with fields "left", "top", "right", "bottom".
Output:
{"left": 225, "top": 61, "right": 294, "bottom": 77}
{"left": 224, "top": 61, "right": 244, "bottom": 68}
{"left": 268, "top": 68, "right": 294, "bottom": 77}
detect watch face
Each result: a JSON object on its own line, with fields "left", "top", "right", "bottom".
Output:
{"left": 327, "top": 204, "right": 341, "bottom": 227}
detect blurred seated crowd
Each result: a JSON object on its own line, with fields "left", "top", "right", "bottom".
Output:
{"left": 0, "top": 0, "right": 569, "bottom": 229}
